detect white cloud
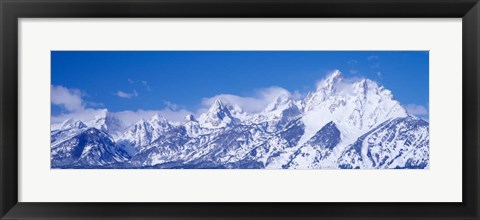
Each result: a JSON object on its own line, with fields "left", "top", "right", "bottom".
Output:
{"left": 349, "top": 69, "right": 358, "bottom": 74}
{"left": 116, "top": 90, "right": 138, "bottom": 99}
{"left": 376, "top": 71, "right": 382, "bottom": 77}
{"left": 405, "top": 104, "right": 428, "bottom": 116}
{"left": 128, "top": 78, "right": 135, "bottom": 84}
{"left": 51, "top": 85, "right": 85, "bottom": 112}
{"left": 368, "top": 55, "right": 379, "bottom": 61}
{"left": 199, "top": 86, "right": 295, "bottom": 114}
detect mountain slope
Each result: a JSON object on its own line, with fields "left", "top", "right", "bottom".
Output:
{"left": 337, "top": 116, "right": 429, "bottom": 169}
{"left": 51, "top": 127, "right": 130, "bottom": 168}
{"left": 283, "top": 121, "right": 342, "bottom": 169}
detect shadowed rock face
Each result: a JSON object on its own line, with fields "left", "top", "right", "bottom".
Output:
{"left": 307, "top": 121, "right": 341, "bottom": 150}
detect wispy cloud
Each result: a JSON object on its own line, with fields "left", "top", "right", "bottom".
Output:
{"left": 51, "top": 85, "right": 85, "bottom": 112}
{"left": 367, "top": 55, "right": 381, "bottom": 70}
{"left": 405, "top": 104, "right": 428, "bottom": 116}
{"left": 116, "top": 90, "right": 138, "bottom": 99}
{"left": 347, "top": 59, "right": 358, "bottom": 65}
{"left": 371, "top": 63, "right": 380, "bottom": 69}
{"left": 163, "top": 101, "right": 180, "bottom": 111}
{"left": 141, "top": 80, "right": 151, "bottom": 91}
{"left": 86, "top": 101, "right": 104, "bottom": 108}
{"left": 128, "top": 78, "right": 151, "bottom": 91}
{"left": 347, "top": 60, "right": 360, "bottom": 74}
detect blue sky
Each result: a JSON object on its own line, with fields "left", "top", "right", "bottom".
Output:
{"left": 51, "top": 51, "right": 429, "bottom": 122}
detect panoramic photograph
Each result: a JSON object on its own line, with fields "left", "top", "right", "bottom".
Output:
{"left": 50, "top": 51, "right": 429, "bottom": 169}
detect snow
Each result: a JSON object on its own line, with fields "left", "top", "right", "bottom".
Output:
{"left": 298, "top": 71, "right": 407, "bottom": 149}
{"left": 198, "top": 99, "right": 238, "bottom": 128}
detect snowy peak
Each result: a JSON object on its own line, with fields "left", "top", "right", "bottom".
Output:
{"left": 60, "top": 118, "right": 75, "bottom": 128}
{"left": 352, "top": 78, "right": 383, "bottom": 98}
{"left": 183, "top": 114, "right": 202, "bottom": 137}
{"left": 89, "top": 109, "right": 125, "bottom": 137}
{"left": 148, "top": 114, "right": 175, "bottom": 141}
{"left": 299, "top": 71, "right": 409, "bottom": 149}
{"left": 303, "top": 71, "right": 405, "bottom": 114}
{"left": 94, "top": 108, "right": 109, "bottom": 120}
{"left": 115, "top": 118, "right": 154, "bottom": 154}
{"left": 150, "top": 113, "right": 166, "bottom": 122}
{"left": 184, "top": 114, "right": 198, "bottom": 123}
{"left": 51, "top": 127, "right": 129, "bottom": 168}
{"left": 130, "top": 118, "right": 152, "bottom": 133}
{"left": 91, "top": 109, "right": 110, "bottom": 128}
{"left": 207, "top": 99, "right": 232, "bottom": 120}
{"left": 322, "top": 69, "right": 343, "bottom": 87}
{"left": 316, "top": 69, "right": 344, "bottom": 92}
{"left": 306, "top": 71, "right": 391, "bottom": 106}
{"left": 199, "top": 99, "right": 238, "bottom": 128}
{"left": 264, "top": 94, "right": 294, "bottom": 113}
{"left": 61, "top": 118, "right": 87, "bottom": 130}
{"left": 210, "top": 99, "right": 228, "bottom": 113}
{"left": 149, "top": 113, "right": 170, "bottom": 128}
{"left": 116, "top": 114, "right": 178, "bottom": 154}
{"left": 303, "top": 70, "right": 344, "bottom": 111}
{"left": 251, "top": 94, "right": 302, "bottom": 130}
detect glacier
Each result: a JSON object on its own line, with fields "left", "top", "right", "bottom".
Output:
{"left": 50, "top": 70, "right": 429, "bottom": 169}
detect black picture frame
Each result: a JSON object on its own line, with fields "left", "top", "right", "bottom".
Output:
{"left": 1, "top": 0, "right": 479, "bottom": 219}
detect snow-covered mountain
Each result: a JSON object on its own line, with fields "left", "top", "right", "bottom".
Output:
{"left": 51, "top": 126, "right": 129, "bottom": 168}
{"left": 51, "top": 109, "right": 125, "bottom": 138}
{"left": 90, "top": 109, "right": 125, "bottom": 137}
{"left": 198, "top": 99, "right": 239, "bottom": 128}
{"left": 50, "top": 70, "right": 429, "bottom": 169}
{"left": 337, "top": 116, "right": 429, "bottom": 169}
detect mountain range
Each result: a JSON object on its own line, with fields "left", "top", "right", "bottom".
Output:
{"left": 51, "top": 70, "right": 429, "bottom": 169}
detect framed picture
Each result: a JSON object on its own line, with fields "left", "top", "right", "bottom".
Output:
{"left": 1, "top": 0, "right": 479, "bottom": 219}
